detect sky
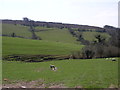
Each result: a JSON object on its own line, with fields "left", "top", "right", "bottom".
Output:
{"left": 0, "top": 0, "right": 119, "bottom": 27}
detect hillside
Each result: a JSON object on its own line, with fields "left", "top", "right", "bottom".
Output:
{"left": 2, "top": 36, "right": 83, "bottom": 56}
{"left": 2, "top": 22, "right": 112, "bottom": 60}
{"left": 34, "top": 26, "right": 78, "bottom": 44}
{"left": 2, "top": 23, "right": 111, "bottom": 44}
{"left": 2, "top": 23, "right": 79, "bottom": 44}
{"left": 2, "top": 23, "right": 31, "bottom": 38}
{"left": 2, "top": 19, "right": 119, "bottom": 88}
{"left": 2, "top": 19, "right": 105, "bottom": 31}
{"left": 83, "top": 32, "right": 110, "bottom": 41}
{"left": 2, "top": 19, "right": 119, "bottom": 59}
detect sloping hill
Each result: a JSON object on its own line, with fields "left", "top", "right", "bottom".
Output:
{"left": 2, "top": 36, "right": 83, "bottom": 56}
{"left": 83, "top": 32, "right": 110, "bottom": 41}
{"left": 2, "top": 23, "right": 32, "bottom": 38}
{"left": 35, "top": 26, "right": 78, "bottom": 44}
{"left": 2, "top": 23, "right": 79, "bottom": 44}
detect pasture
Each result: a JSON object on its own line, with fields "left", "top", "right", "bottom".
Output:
{"left": 35, "top": 27, "right": 78, "bottom": 44}
{"left": 2, "top": 23, "right": 119, "bottom": 88}
{"left": 2, "top": 24, "right": 78, "bottom": 44}
{"left": 2, "top": 24, "right": 31, "bottom": 38}
{"left": 2, "top": 58, "right": 118, "bottom": 88}
{"left": 83, "top": 32, "right": 110, "bottom": 41}
{"left": 2, "top": 36, "right": 83, "bottom": 56}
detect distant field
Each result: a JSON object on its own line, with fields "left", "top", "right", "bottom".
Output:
{"left": 35, "top": 27, "right": 78, "bottom": 44}
{"left": 3, "top": 58, "right": 118, "bottom": 88}
{"left": 83, "top": 32, "right": 110, "bottom": 41}
{"left": 2, "top": 23, "right": 32, "bottom": 38}
{"left": 35, "top": 26, "right": 58, "bottom": 31}
{"left": 2, "top": 36, "right": 83, "bottom": 56}
{"left": 2, "top": 24, "right": 111, "bottom": 44}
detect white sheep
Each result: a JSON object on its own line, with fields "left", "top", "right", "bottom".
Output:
{"left": 105, "top": 58, "right": 109, "bottom": 60}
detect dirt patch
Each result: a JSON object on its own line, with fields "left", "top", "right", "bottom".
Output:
{"left": 2, "top": 80, "right": 45, "bottom": 88}
{"left": 109, "top": 84, "right": 118, "bottom": 88}
{"left": 75, "top": 86, "right": 83, "bottom": 88}
{"left": 49, "top": 84, "right": 67, "bottom": 88}
{"left": 2, "top": 80, "right": 67, "bottom": 88}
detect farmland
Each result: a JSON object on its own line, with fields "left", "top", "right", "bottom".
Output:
{"left": 35, "top": 28, "right": 78, "bottom": 44}
{"left": 2, "top": 23, "right": 111, "bottom": 44}
{"left": 2, "top": 58, "right": 118, "bottom": 88}
{"left": 2, "top": 21, "right": 119, "bottom": 88}
{"left": 83, "top": 32, "right": 110, "bottom": 41}
{"left": 2, "top": 24, "right": 31, "bottom": 38}
{"left": 2, "top": 36, "right": 83, "bottom": 56}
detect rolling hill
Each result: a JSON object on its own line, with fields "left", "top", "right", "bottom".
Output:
{"left": 2, "top": 36, "right": 83, "bottom": 56}
{"left": 2, "top": 23, "right": 31, "bottom": 38}
{"left": 2, "top": 19, "right": 119, "bottom": 88}
{"left": 83, "top": 32, "right": 110, "bottom": 41}
{"left": 2, "top": 23, "right": 110, "bottom": 44}
{"left": 34, "top": 27, "right": 78, "bottom": 44}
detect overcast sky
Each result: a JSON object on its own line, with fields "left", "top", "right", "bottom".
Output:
{"left": 0, "top": 0, "right": 119, "bottom": 27}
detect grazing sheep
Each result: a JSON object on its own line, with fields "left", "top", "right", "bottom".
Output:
{"left": 105, "top": 58, "right": 109, "bottom": 60}
{"left": 20, "top": 86, "right": 26, "bottom": 88}
{"left": 111, "top": 58, "right": 116, "bottom": 61}
{"left": 105, "top": 58, "right": 117, "bottom": 61}
{"left": 50, "top": 64, "right": 56, "bottom": 70}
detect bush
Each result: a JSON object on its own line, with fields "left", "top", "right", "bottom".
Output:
{"left": 71, "top": 51, "right": 82, "bottom": 59}
{"left": 82, "top": 45, "right": 95, "bottom": 59}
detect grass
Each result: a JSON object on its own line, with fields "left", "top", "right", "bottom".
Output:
{"left": 2, "top": 36, "right": 83, "bottom": 56}
{"left": 83, "top": 32, "right": 111, "bottom": 41}
{"left": 2, "top": 23, "right": 32, "bottom": 38}
{"left": 35, "top": 26, "right": 58, "bottom": 31}
{"left": 2, "top": 58, "right": 118, "bottom": 88}
{"left": 2, "top": 24, "right": 79, "bottom": 44}
{"left": 2, "top": 24, "right": 118, "bottom": 88}
{"left": 35, "top": 27, "right": 78, "bottom": 44}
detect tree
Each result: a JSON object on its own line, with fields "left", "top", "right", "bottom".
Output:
{"left": 11, "top": 32, "right": 16, "bottom": 37}
{"left": 85, "top": 50, "right": 94, "bottom": 59}
{"left": 46, "top": 23, "right": 51, "bottom": 28}
{"left": 69, "top": 29, "right": 76, "bottom": 36}
{"left": 95, "top": 34, "right": 106, "bottom": 45}
{"left": 82, "top": 45, "right": 95, "bottom": 59}
{"left": 77, "top": 33, "right": 83, "bottom": 40}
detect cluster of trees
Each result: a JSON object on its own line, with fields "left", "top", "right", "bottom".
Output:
{"left": 82, "top": 34, "right": 120, "bottom": 59}
{"left": 69, "top": 29, "right": 90, "bottom": 45}
{"left": 71, "top": 26, "right": 120, "bottom": 59}
{"left": 78, "top": 28, "right": 106, "bottom": 32}
{"left": 69, "top": 28, "right": 107, "bottom": 46}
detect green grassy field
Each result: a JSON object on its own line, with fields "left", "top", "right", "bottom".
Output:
{"left": 2, "top": 36, "right": 83, "bottom": 56}
{"left": 2, "top": 24, "right": 32, "bottom": 38}
{"left": 83, "top": 32, "right": 110, "bottom": 41}
{"left": 2, "top": 58, "right": 118, "bottom": 88}
{"left": 2, "top": 24, "right": 79, "bottom": 44}
{"left": 35, "top": 27, "right": 78, "bottom": 44}
{"left": 2, "top": 23, "right": 118, "bottom": 88}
